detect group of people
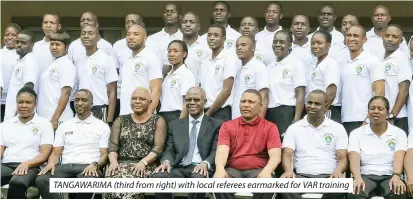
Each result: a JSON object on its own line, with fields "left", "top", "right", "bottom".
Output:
{"left": 1, "top": 1, "right": 413, "bottom": 199}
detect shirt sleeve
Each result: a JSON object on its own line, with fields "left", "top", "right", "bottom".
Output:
{"left": 369, "top": 58, "right": 386, "bottom": 83}
{"left": 23, "top": 56, "right": 39, "bottom": 85}
{"left": 41, "top": 121, "right": 55, "bottom": 145}
{"left": 408, "top": 128, "right": 413, "bottom": 149}
{"left": 99, "top": 123, "right": 111, "bottom": 148}
{"left": 293, "top": 60, "right": 307, "bottom": 88}
{"left": 217, "top": 122, "right": 231, "bottom": 146}
{"left": 400, "top": 37, "right": 410, "bottom": 55}
{"left": 282, "top": 125, "right": 296, "bottom": 150}
{"left": 266, "top": 125, "right": 281, "bottom": 150}
{"left": 67, "top": 42, "right": 75, "bottom": 63}
{"left": 335, "top": 124, "right": 349, "bottom": 150}
{"left": 180, "top": 71, "right": 196, "bottom": 96}
{"left": 148, "top": 54, "right": 163, "bottom": 80}
{"left": 255, "top": 64, "right": 269, "bottom": 90}
{"left": 395, "top": 128, "right": 408, "bottom": 151}
{"left": 223, "top": 55, "right": 238, "bottom": 80}
{"left": 104, "top": 56, "right": 119, "bottom": 84}
{"left": 59, "top": 62, "right": 76, "bottom": 89}
{"left": 397, "top": 56, "right": 412, "bottom": 84}
{"left": 323, "top": 60, "right": 341, "bottom": 90}
{"left": 53, "top": 123, "right": 65, "bottom": 147}
{"left": 347, "top": 128, "right": 361, "bottom": 153}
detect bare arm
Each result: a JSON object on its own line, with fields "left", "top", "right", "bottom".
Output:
{"left": 259, "top": 88, "right": 269, "bottom": 118}
{"left": 141, "top": 116, "right": 167, "bottom": 164}
{"left": 333, "top": 149, "right": 348, "bottom": 174}
{"left": 46, "top": 147, "right": 63, "bottom": 166}
{"left": 349, "top": 152, "right": 362, "bottom": 179}
{"left": 262, "top": 148, "right": 281, "bottom": 173}
{"left": 390, "top": 81, "right": 410, "bottom": 117}
{"left": 96, "top": 148, "right": 109, "bottom": 169}
{"left": 294, "top": 86, "right": 305, "bottom": 121}
{"left": 149, "top": 79, "right": 162, "bottom": 114}
{"left": 215, "top": 145, "right": 230, "bottom": 171}
{"left": 404, "top": 149, "right": 413, "bottom": 180}
{"left": 51, "top": 87, "right": 72, "bottom": 122}
{"left": 394, "top": 150, "right": 406, "bottom": 175}
{"left": 108, "top": 118, "right": 121, "bottom": 165}
{"left": 281, "top": 147, "right": 294, "bottom": 172}
{"left": 372, "top": 80, "right": 385, "bottom": 96}
{"left": 206, "top": 78, "right": 234, "bottom": 116}
{"left": 325, "top": 84, "right": 337, "bottom": 110}
{"left": 106, "top": 82, "right": 117, "bottom": 122}
{"left": 24, "top": 144, "right": 53, "bottom": 167}
{"left": 0, "top": 145, "right": 5, "bottom": 159}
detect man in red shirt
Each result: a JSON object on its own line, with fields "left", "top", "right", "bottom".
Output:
{"left": 214, "top": 89, "right": 281, "bottom": 199}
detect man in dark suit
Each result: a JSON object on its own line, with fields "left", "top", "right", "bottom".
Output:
{"left": 152, "top": 86, "right": 222, "bottom": 199}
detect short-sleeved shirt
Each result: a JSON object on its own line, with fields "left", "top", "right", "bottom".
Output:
{"left": 407, "top": 59, "right": 413, "bottom": 133}
{"left": 383, "top": 49, "right": 412, "bottom": 118}
{"left": 33, "top": 38, "right": 53, "bottom": 74}
{"left": 54, "top": 114, "right": 110, "bottom": 164}
{"left": 254, "top": 44, "right": 276, "bottom": 67}
{"left": 290, "top": 39, "right": 317, "bottom": 75}
{"left": 341, "top": 50, "right": 386, "bottom": 122}
{"left": 0, "top": 67, "right": 3, "bottom": 89}
{"left": 217, "top": 117, "right": 281, "bottom": 170}
{"left": 348, "top": 123, "right": 407, "bottom": 176}
{"left": 4, "top": 53, "right": 39, "bottom": 120}
{"left": 267, "top": 55, "right": 307, "bottom": 108}
{"left": 232, "top": 58, "right": 269, "bottom": 119}
{"left": 200, "top": 49, "right": 239, "bottom": 108}
{"left": 120, "top": 47, "right": 162, "bottom": 115}
{"left": 160, "top": 64, "right": 196, "bottom": 112}
{"left": 184, "top": 37, "right": 211, "bottom": 85}
{"left": 255, "top": 26, "right": 283, "bottom": 56}
{"left": 0, "top": 47, "right": 19, "bottom": 104}
{"left": 306, "top": 55, "right": 341, "bottom": 105}
{"left": 148, "top": 28, "right": 183, "bottom": 65}
{"left": 364, "top": 28, "right": 410, "bottom": 59}
{"left": 0, "top": 114, "right": 54, "bottom": 163}
{"left": 37, "top": 55, "right": 76, "bottom": 122}
{"left": 282, "top": 116, "right": 348, "bottom": 175}
{"left": 68, "top": 38, "right": 113, "bottom": 67}
{"left": 77, "top": 49, "right": 118, "bottom": 106}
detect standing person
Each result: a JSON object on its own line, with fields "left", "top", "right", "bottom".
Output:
{"left": 105, "top": 88, "right": 167, "bottom": 199}
{"left": 1, "top": 87, "right": 54, "bottom": 199}
{"left": 341, "top": 25, "right": 385, "bottom": 134}
{"left": 341, "top": 14, "right": 359, "bottom": 35}
{"left": 382, "top": 25, "right": 411, "bottom": 134}
{"left": 266, "top": 30, "right": 306, "bottom": 135}
{"left": 232, "top": 36, "right": 269, "bottom": 119}
{"left": 119, "top": 24, "right": 162, "bottom": 116}
{"left": 256, "top": 1, "right": 283, "bottom": 54}
{"left": 307, "top": 30, "right": 341, "bottom": 123}
{"left": 348, "top": 96, "right": 406, "bottom": 199}
{"left": 37, "top": 31, "right": 76, "bottom": 130}
{"left": 290, "top": 15, "right": 316, "bottom": 72}
{"left": 364, "top": 5, "right": 409, "bottom": 59}
{"left": 77, "top": 25, "right": 118, "bottom": 124}
{"left": 200, "top": 1, "right": 241, "bottom": 51}
{"left": 159, "top": 40, "right": 196, "bottom": 123}
{"left": 4, "top": 30, "right": 39, "bottom": 120}
{"left": 200, "top": 24, "right": 238, "bottom": 122}
{"left": 407, "top": 38, "right": 413, "bottom": 134}
{"left": 33, "top": 13, "right": 62, "bottom": 74}
{"left": 1, "top": 23, "right": 20, "bottom": 122}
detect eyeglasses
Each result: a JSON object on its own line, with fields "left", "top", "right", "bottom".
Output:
{"left": 184, "top": 98, "right": 205, "bottom": 103}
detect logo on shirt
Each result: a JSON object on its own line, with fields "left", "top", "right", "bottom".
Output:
{"left": 49, "top": 67, "right": 57, "bottom": 76}
{"left": 356, "top": 66, "right": 363, "bottom": 74}
{"left": 226, "top": 40, "right": 234, "bottom": 48}
{"left": 311, "top": 71, "right": 317, "bottom": 81}
{"left": 32, "top": 126, "right": 40, "bottom": 135}
{"left": 14, "top": 68, "right": 20, "bottom": 76}
{"left": 323, "top": 133, "right": 334, "bottom": 145}
{"left": 281, "top": 69, "right": 290, "bottom": 78}
{"left": 65, "top": 131, "right": 73, "bottom": 135}
{"left": 214, "top": 65, "right": 221, "bottom": 75}
{"left": 134, "top": 63, "right": 141, "bottom": 73}
{"left": 386, "top": 138, "right": 396, "bottom": 151}
{"left": 255, "top": 54, "right": 263, "bottom": 61}
{"left": 244, "top": 74, "right": 252, "bottom": 83}
{"left": 196, "top": 49, "right": 204, "bottom": 57}
{"left": 91, "top": 65, "right": 98, "bottom": 74}
{"left": 385, "top": 63, "right": 392, "bottom": 72}
{"left": 170, "top": 79, "right": 177, "bottom": 87}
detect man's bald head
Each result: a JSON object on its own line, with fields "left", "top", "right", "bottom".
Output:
{"left": 186, "top": 87, "right": 206, "bottom": 99}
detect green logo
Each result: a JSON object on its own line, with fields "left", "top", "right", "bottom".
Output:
{"left": 387, "top": 139, "right": 396, "bottom": 151}
{"left": 244, "top": 74, "right": 252, "bottom": 83}
{"left": 196, "top": 49, "right": 204, "bottom": 57}
{"left": 282, "top": 69, "right": 290, "bottom": 77}
{"left": 385, "top": 64, "right": 391, "bottom": 72}
{"left": 32, "top": 126, "right": 40, "bottom": 135}
{"left": 91, "top": 65, "right": 98, "bottom": 74}
{"left": 323, "top": 133, "right": 334, "bottom": 145}
{"left": 356, "top": 66, "right": 362, "bottom": 74}
{"left": 311, "top": 71, "right": 316, "bottom": 80}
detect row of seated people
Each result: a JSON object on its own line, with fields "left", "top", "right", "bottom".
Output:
{"left": 1, "top": 86, "right": 413, "bottom": 199}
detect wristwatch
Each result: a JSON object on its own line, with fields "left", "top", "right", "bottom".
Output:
{"left": 92, "top": 161, "right": 99, "bottom": 168}
{"left": 388, "top": 113, "right": 395, "bottom": 120}
{"left": 393, "top": 172, "right": 402, "bottom": 177}
{"left": 140, "top": 159, "right": 148, "bottom": 166}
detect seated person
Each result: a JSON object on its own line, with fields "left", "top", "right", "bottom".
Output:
{"left": 36, "top": 89, "right": 110, "bottom": 199}
{"left": 349, "top": 96, "right": 406, "bottom": 199}
{"left": 214, "top": 89, "right": 281, "bottom": 199}
{"left": 104, "top": 87, "right": 167, "bottom": 199}
{"left": 280, "top": 90, "right": 348, "bottom": 199}
{"left": 152, "top": 87, "right": 222, "bottom": 199}
{"left": 1, "top": 87, "right": 54, "bottom": 199}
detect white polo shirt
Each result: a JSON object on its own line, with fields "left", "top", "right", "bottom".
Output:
{"left": 383, "top": 49, "right": 412, "bottom": 118}
{"left": 255, "top": 26, "right": 283, "bottom": 56}
{"left": 254, "top": 43, "right": 276, "bottom": 66}
{"left": 290, "top": 38, "right": 317, "bottom": 74}
{"left": 148, "top": 28, "right": 183, "bottom": 65}
{"left": 341, "top": 50, "right": 385, "bottom": 122}
{"left": 0, "top": 47, "right": 19, "bottom": 104}
{"left": 0, "top": 67, "right": 3, "bottom": 89}
{"left": 407, "top": 59, "right": 413, "bottom": 132}
{"left": 0, "top": 114, "right": 54, "bottom": 163}
{"left": 200, "top": 49, "right": 239, "bottom": 108}
{"left": 184, "top": 36, "right": 211, "bottom": 85}
{"left": 232, "top": 58, "right": 269, "bottom": 119}
{"left": 267, "top": 55, "right": 307, "bottom": 108}
{"left": 306, "top": 55, "right": 341, "bottom": 105}
{"left": 348, "top": 123, "right": 407, "bottom": 176}
{"left": 364, "top": 28, "right": 410, "bottom": 59}
{"left": 160, "top": 64, "right": 195, "bottom": 112}
{"left": 54, "top": 114, "right": 110, "bottom": 164}
{"left": 4, "top": 53, "right": 39, "bottom": 120}
{"left": 77, "top": 49, "right": 118, "bottom": 106}
{"left": 200, "top": 25, "right": 241, "bottom": 52}
{"left": 120, "top": 47, "right": 162, "bottom": 115}
{"left": 68, "top": 38, "right": 113, "bottom": 66}
{"left": 33, "top": 38, "right": 53, "bottom": 74}
{"left": 37, "top": 55, "right": 76, "bottom": 122}
{"left": 282, "top": 116, "right": 348, "bottom": 175}
{"left": 408, "top": 117, "right": 413, "bottom": 148}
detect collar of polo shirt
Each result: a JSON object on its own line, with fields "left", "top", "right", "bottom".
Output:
{"left": 366, "top": 27, "right": 381, "bottom": 38}
{"left": 161, "top": 28, "right": 182, "bottom": 36}
{"left": 262, "top": 26, "right": 283, "bottom": 35}
{"left": 168, "top": 63, "right": 187, "bottom": 76}
{"left": 239, "top": 116, "right": 261, "bottom": 126}
{"left": 12, "top": 114, "right": 39, "bottom": 125}
{"left": 300, "top": 115, "right": 332, "bottom": 127}
{"left": 53, "top": 54, "right": 68, "bottom": 62}
{"left": 209, "top": 48, "right": 226, "bottom": 61}
{"left": 86, "top": 49, "right": 101, "bottom": 60}
{"left": 242, "top": 57, "right": 257, "bottom": 69}
{"left": 129, "top": 46, "right": 148, "bottom": 59}
{"left": 363, "top": 122, "right": 395, "bottom": 136}
{"left": 347, "top": 49, "right": 368, "bottom": 63}
{"left": 74, "top": 114, "right": 94, "bottom": 124}
{"left": 383, "top": 48, "right": 402, "bottom": 60}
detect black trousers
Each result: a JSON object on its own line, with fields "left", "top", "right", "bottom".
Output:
{"left": 70, "top": 101, "right": 76, "bottom": 115}
{"left": 394, "top": 117, "right": 409, "bottom": 135}
{"left": 114, "top": 98, "right": 121, "bottom": 120}
{"left": 36, "top": 164, "right": 103, "bottom": 199}
{"left": 1, "top": 104, "right": 5, "bottom": 122}
{"left": 265, "top": 105, "right": 295, "bottom": 134}
{"left": 1, "top": 163, "right": 40, "bottom": 199}
{"left": 160, "top": 110, "right": 181, "bottom": 124}
{"left": 327, "top": 106, "right": 342, "bottom": 123}
{"left": 343, "top": 121, "right": 364, "bottom": 135}
{"left": 152, "top": 165, "right": 208, "bottom": 199}
{"left": 348, "top": 175, "right": 406, "bottom": 199}
{"left": 91, "top": 105, "right": 108, "bottom": 122}
{"left": 280, "top": 173, "right": 346, "bottom": 199}
{"left": 205, "top": 106, "right": 232, "bottom": 122}
{"left": 213, "top": 167, "right": 275, "bottom": 199}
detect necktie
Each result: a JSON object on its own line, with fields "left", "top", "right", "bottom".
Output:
{"left": 183, "top": 120, "right": 199, "bottom": 166}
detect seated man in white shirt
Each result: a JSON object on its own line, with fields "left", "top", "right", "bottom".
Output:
{"left": 280, "top": 90, "right": 348, "bottom": 199}
{"left": 36, "top": 89, "right": 110, "bottom": 199}
{"left": 1, "top": 87, "right": 54, "bottom": 199}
